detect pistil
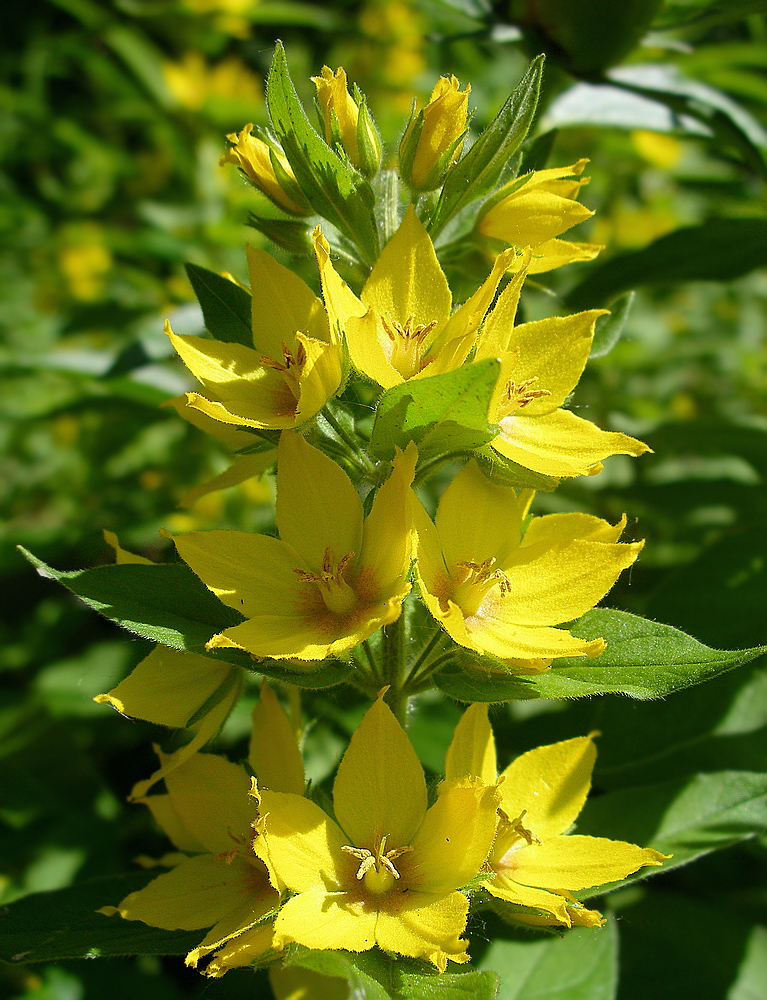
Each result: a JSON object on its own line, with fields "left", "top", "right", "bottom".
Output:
{"left": 341, "top": 835, "right": 413, "bottom": 896}
{"left": 260, "top": 338, "right": 308, "bottom": 402}
{"left": 381, "top": 314, "right": 437, "bottom": 380}
{"left": 452, "top": 558, "right": 511, "bottom": 617}
{"left": 294, "top": 546, "right": 357, "bottom": 615}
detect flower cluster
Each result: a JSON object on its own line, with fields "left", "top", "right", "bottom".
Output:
{"left": 93, "top": 50, "right": 669, "bottom": 988}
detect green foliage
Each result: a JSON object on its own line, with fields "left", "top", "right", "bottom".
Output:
{"left": 184, "top": 265, "right": 253, "bottom": 348}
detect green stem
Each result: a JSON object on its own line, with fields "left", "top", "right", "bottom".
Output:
{"left": 381, "top": 616, "right": 409, "bottom": 726}
{"left": 405, "top": 626, "right": 447, "bottom": 687}
{"left": 320, "top": 406, "right": 377, "bottom": 478}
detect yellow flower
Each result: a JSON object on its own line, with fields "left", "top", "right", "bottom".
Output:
{"left": 477, "top": 161, "right": 603, "bottom": 273}
{"left": 474, "top": 259, "right": 650, "bottom": 479}
{"left": 316, "top": 206, "right": 516, "bottom": 388}
{"left": 252, "top": 694, "right": 500, "bottom": 971}
{"left": 99, "top": 684, "right": 304, "bottom": 974}
{"left": 413, "top": 460, "right": 643, "bottom": 668}
{"left": 445, "top": 705, "right": 668, "bottom": 926}
{"left": 221, "top": 124, "right": 310, "bottom": 215}
{"left": 313, "top": 66, "right": 361, "bottom": 167}
{"left": 399, "top": 76, "right": 470, "bottom": 191}
{"left": 171, "top": 432, "right": 417, "bottom": 661}
{"left": 167, "top": 248, "right": 342, "bottom": 431}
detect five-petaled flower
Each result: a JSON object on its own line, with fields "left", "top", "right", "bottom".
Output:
{"left": 317, "top": 205, "right": 515, "bottom": 389}
{"left": 474, "top": 259, "right": 650, "bottom": 479}
{"left": 166, "top": 246, "right": 342, "bottom": 432}
{"left": 170, "top": 432, "right": 417, "bottom": 661}
{"left": 413, "top": 459, "right": 643, "bottom": 668}
{"left": 445, "top": 704, "right": 668, "bottom": 926}
{"left": 252, "top": 693, "right": 501, "bottom": 970}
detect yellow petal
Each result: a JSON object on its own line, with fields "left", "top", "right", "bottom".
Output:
{"left": 207, "top": 615, "right": 371, "bottom": 661}
{"left": 374, "top": 890, "right": 470, "bottom": 971}
{"left": 512, "top": 834, "right": 667, "bottom": 891}
{"left": 293, "top": 333, "right": 343, "bottom": 426}
{"left": 273, "top": 887, "right": 377, "bottom": 954}
{"left": 521, "top": 512, "right": 627, "bottom": 548}
{"left": 501, "top": 536, "right": 643, "bottom": 626}
{"left": 249, "top": 682, "right": 305, "bottom": 795}
{"left": 276, "top": 431, "right": 363, "bottom": 573}
{"left": 165, "top": 394, "right": 255, "bottom": 448}
{"left": 501, "top": 311, "right": 607, "bottom": 415}
{"left": 474, "top": 258, "right": 530, "bottom": 361}
{"left": 362, "top": 206, "right": 451, "bottom": 345}
{"left": 186, "top": 886, "right": 276, "bottom": 968}
{"left": 102, "top": 529, "right": 153, "bottom": 565}
{"left": 312, "top": 66, "right": 360, "bottom": 166}
{"left": 357, "top": 442, "right": 417, "bottom": 597}
{"left": 498, "top": 736, "right": 597, "bottom": 840}
{"left": 203, "top": 921, "right": 276, "bottom": 977}
{"left": 181, "top": 386, "right": 298, "bottom": 430}
{"left": 140, "top": 793, "right": 206, "bottom": 854}
{"left": 464, "top": 618, "right": 606, "bottom": 662}
{"left": 405, "top": 779, "right": 500, "bottom": 893}
{"left": 485, "top": 878, "right": 571, "bottom": 924}
{"left": 113, "top": 854, "right": 255, "bottom": 931}
{"left": 246, "top": 246, "right": 328, "bottom": 361}
{"left": 163, "top": 754, "right": 255, "bottom": 855}
{"left": 333, "top": 695, "right": 427, "bottom": 849}
{"left": 94, "top": 645, "right": 233, "bottom": 728}
{"left": 493, "top": 407, "right": 650, "bottom": 479}
{"left": 313, "top": 226, "right": 366, "bottom": 344}
{"left": 436, "top": 460, "right": 526, "bottom": 571}
{"left": 256, "top": 790, "right": 350, "bottom": 893}
{"left": 521, "top": 238, "right": 603, "bottom": 275}
{"left": 444, "top": 704, "right": 497, "bottom": 785}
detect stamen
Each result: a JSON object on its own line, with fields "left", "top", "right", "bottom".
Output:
{"left": 294, "top": 546, "right": 357, "bottom": 615}
{"left": 259, "top": 339, "right": 308, "bottom": 403}
{"left": 381, "top": 314, "right": 438, "bottom": 379}
{"left": 455, "top": 559, "right": 511, "bottom": 597}
{"left": 500, "top": 376, "right": 552, "bottom": 416}
{"left": 341, "top": 835, "right": 413, "bottom": 894}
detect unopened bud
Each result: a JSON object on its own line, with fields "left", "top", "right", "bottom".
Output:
{"left": 399, "top": 76, "right": 470, "bottom": 192}
{"left": 221, "top": 125, "right": 312, "bottom": 216}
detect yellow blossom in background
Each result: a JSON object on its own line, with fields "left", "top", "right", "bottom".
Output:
{"left": 170, "top": 432, "right": 417, "bottom": 661}
{"left": 413, "top": 460, "right": 643, "bottom": 668}
{"left": 316, "top": 207, "right": 515, "bottom": 388}
{"left": 478, "top": 160, "right": 603, "bottom": 273}
{"left": 253, "top": 694, "right": 501, "bottom": 971}
{"left": 474, "top": 259, "right": 650, "bottom": 478}
{"left": 399, "top": 75, "right": 470, "bottom": 190}
{"left": 167, "top": 248, "right": 341, "bottom": 431}
{"left": 58, "top": 224, "right": 112, "bottom": 301}
{"left": 445, "top": 706, "right": 668, "bottom": 926}
{"left": 163, "top": 51, "right": 262, "bottom": 112}
{"left": 179, "top": 0, "right": 257, "bottom": 37}
{"left": 221, "top": 125, "right": 310, "bottom": 215}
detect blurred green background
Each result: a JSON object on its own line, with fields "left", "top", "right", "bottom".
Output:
{"left": 2, "top": 1, "right": 766, "bottom": 997}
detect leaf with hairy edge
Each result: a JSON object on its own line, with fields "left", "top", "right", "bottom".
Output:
{"left": 0, "top": 874, "right": 200, "bottom": 963}
{"left": 429, "top": 55, "right": 544, "bottom": 239}
{"left": 434, "top": 609, "right": 766, "bottom": 702}
{"left": 590, "top": 291, "right": 634, "bottom": 358}
{"left": 266, "top": 43, "right": 378, "bottom": 261}
{"left": 184, "top": 263, "right": 253, "bottom": 347}
{"left": 370, "top": 359, "right": 500, "bottom": 464}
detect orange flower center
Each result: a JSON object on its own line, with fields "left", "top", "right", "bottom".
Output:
{"left": 451, "top": 558, "right": 511, "bottom": 617}
{"left": 260, "top": 338, "right": 307, "bottom": 402}
{"left": 381, "top": 313, "right": 437, "bottom": 380}
{"left": 294, "top": 546, "right": 357, "bottom": 615}
{"left": 341, "top": 835, "right": 413, "bottom": 896}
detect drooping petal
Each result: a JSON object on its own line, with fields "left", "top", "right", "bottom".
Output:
{"left": 140, "top": 794, "right": 207, "bottom": 854}
{"left": 498, "top": 736, "right": 597, "bottom": 840}
{"left": 511, "top": 834, "right": 667, "bottom": 891}
{"left": 444, "top": 704, "right": 497, "bottom": 785}
{"left": 249, "top": 682, "right": 305, "bottom": 795}
{"left": 246, "top": 246, "right": 328, "bottom": 360}
{"left": 163, "top": 754, "right": 255, "bottom": 855}
{"left": 202, "top": 921, "right": 276, "bottom": 978}
{"left": 165, "top": 394, "right": 255, "bottom": 448}
{"left": 333, "top": 695, "right": 427, "bottom": 850}
{"left": 501, "top": 311, "right": 607, "bottom": 415}
{"left": 276, "top": 432, "right": 364, "bottom": 573}
{"left": 405, "top": 779, "right": 500, "bottom": 894}
{"left": 256, "top": 790, "right": 351, "bottom": 894}
{"left": 500, "top": 536, "right": 644, "bottom": 626}
{"left": 356, "top": 442, "right": 417, "bottom": 599}
{"left": 110, "top": 854, "right": 255, "bottom": 931}
{"left": 186, "top": 884, "right": 276, "bottom": 968}
{"left": 374, "top": 890, "right": 470, "bottom": 972}
{"left": 493, "top": 407, "right": 650, "bottom": 479}
{"left": 362, "top": 206, "right": 452, "bottom": 336}
{"left": 172, "top": 529, "right": 307, "bottom": 618}
{"left": 485, "top": 878, "right": 571, "bottom": 924}
{"left": 207, "top": 613, "right": 372, "bottom": 661}
{"left": 272, "top": 887, "right": 377, "bottom": 954}
{"left": 435, "top": 460, "right": 526, "bottom": 571}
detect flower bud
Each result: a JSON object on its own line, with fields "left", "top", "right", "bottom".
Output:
{"left": 355, "top": 99, "right": 383, "bottom": 178}
{"left": 221, "top": 124, "right": 312, "bottom": 216}
{"left": 399, "top": 76, "right": 470, "bottom": 192}
{"left": 312, "top": 66, "right": 362, "bottom": 169}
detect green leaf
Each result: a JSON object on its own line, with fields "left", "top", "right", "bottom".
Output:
{"left": 0, "top": 873, "right": 199, "bottom": 962}
{"left": 566, "top": 219, "right": 767, "bottom": 310}
{"left": 283, "top": 947, "right": 391, "bottom": 1000}
{"left": 577, "top": 769, "right": 767, "bottom": 881}
{"left": 590, "top": 291, "right": 634, "bottom": 359}
{"left": 369, "top": 359, "right": 500, "bottom": 465}
{"left": 184, "top": 263, "right": 253, "bottom": 347}
{"left": 19, "top": 548, "right": 244, "bottom": 654}
{"left": 653, "top": 0, "right": 767, "bottom": 29}
{"left": 256, "top": 658, "right": 354, "bottom": 690}
{"left": 474, "top": 445, "right": 561, "bottom": 492}
{"left": 429, "top": 56, "right": 544, "bottom": 238}
{"left": 266, "top": 42, "right": 378, "bottom": 262}
{"left": 434, "top": 609, "right": 766, "bottom": 702}
{"left": 477, "top": 916, "right": 618, "bottom": 1000}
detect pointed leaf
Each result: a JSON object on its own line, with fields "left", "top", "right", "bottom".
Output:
{"left": 184, "top": 263, "right": 253, "bottom": 347}
{"left": 590, "top": 291, "right": 634, "bottom": 359}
